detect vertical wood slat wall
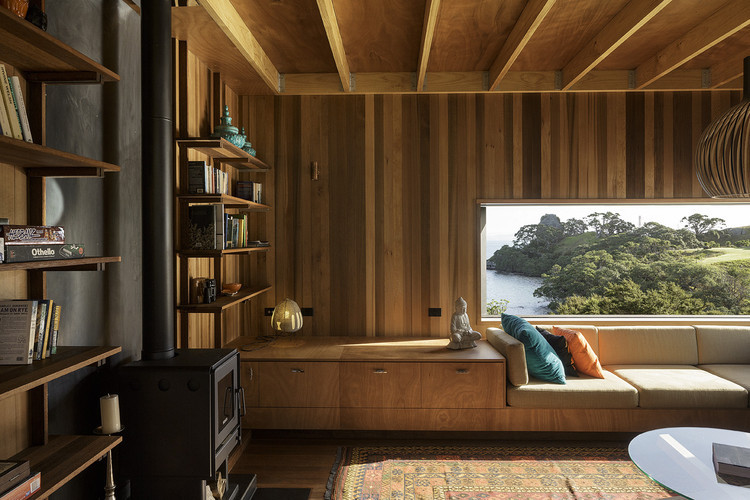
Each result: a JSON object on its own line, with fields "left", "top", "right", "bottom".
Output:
{"left": 238, "top": 91, "right": 741, "bottom": 338}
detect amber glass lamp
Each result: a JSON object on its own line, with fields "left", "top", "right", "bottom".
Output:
{"left": 271, "top": 298, "right": 303, "bottom": 333}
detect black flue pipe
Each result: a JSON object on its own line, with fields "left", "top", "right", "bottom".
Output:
{"left": 141, "top": 0, "right": 175, "bottom": 360}
{"left": 744, "top": 56, "right": 750, "bottom": 99}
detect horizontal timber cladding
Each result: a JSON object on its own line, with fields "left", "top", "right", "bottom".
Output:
{"left": 239, "top": 91, "right": 741, "bottom": 338}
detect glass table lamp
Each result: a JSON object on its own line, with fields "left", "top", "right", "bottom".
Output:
{"left": 271, "top": 298, "right": 303, "bottom": 333}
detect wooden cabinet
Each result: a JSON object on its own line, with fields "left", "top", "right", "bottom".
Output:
{"left": 233, "top": 337, "right": 506, "bottom": 431}
{"left": 176, "top": 139, "right": 273, "bottom": 349}
{"left": 0, "top": 9, "right": 122, "bottom": 498}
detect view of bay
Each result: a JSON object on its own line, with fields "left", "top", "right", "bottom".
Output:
{"left": 486, "top": 240, "right": 549, "bottom": 315}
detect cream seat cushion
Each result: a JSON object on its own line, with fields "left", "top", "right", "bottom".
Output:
{"left": 699, "top": 364, "right": 750, "bottom": 405}
{"left": 607, "top": 364, "right": 748, "bottom": 408}
{"left": 507, "top": 370, "right": 638, "bottom": 408}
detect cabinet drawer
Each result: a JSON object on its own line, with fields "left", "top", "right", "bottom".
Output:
{"left": 258, "top": 362, "right": 339, "bottom": 407}
{"left": 240, "top": 361, "right": 259, "bottom": 408}
{"left": 421, "top": 362, "right": 505, "bottom": 409}
{"left": 340, "top": 362, "right": 420, "bottom": 408}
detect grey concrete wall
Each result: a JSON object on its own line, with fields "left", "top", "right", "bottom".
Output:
{"left": 43, "top": 1, "right": 142, "bottom": 498}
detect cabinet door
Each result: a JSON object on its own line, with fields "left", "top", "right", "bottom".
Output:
{"left": 240, "top": 361, "right": 259, "bottom": 407}
{"left": 340, "top": 362, "right": 421, "bottom": 408}
{"left": 421, "top": 362, "right": 505, "bottom": 409}
{"left": 258, "top": 362, "right": 339, "bottom": 407}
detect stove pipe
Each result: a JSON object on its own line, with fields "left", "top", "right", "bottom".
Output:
{"left": 141, "top": 0, "right": 175, "bottom": 360}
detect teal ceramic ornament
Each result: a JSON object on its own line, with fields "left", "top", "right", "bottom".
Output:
{"left": 211, "top": 105, "right": 245, "bottom": 148}
{"left": 240, "top": 127, "right": 256, "bottom": 156}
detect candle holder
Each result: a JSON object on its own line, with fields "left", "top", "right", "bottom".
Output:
{"left": 94, "top": 425, "right": 124, "bottom": 500}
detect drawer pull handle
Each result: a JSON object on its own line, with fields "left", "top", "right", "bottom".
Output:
{"left": 291, "top": 368, "right": 305, "bottom": 374}
{"left": 373, "top": 368, "right": 388, "bottom": 374}
{"left": 456, "top": 368, "right": 469, "bottom": 374}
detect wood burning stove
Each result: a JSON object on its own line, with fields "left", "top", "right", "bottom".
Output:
{"left": 119, "top": 349, "right": 254, "bottom": 499}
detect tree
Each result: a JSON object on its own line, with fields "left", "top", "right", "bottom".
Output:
{"left": 563, "top": 218, "right": 588, "bottom": 236}
{"left": 585, "top": 212, "right": 635, "bottom": 237}
{"left": 681, "top": 213, "right": 725, "bottom": 237}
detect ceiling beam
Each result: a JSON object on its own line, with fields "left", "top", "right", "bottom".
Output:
{"left": 281, "top": 69, "right": 735, "bottom": 95}
{"left": 197, "top": 0, "right": 280, "bottom": 93}
{"left": 488, "top": 0, "right": 557, "bottom": 91}
{"left": 635, "top": 0, "right": 750, "bottom": 89}
{"left": 561, "top": 0, "right": 673, "bottom": 90}
{"left": 316, "top": 0, "right": 352, "bottom": 92}
{"left": 710, "top": 56, "right": 746, "bottom": 89}
{"left": 417, "top": 0, "right": 442, "bottom": 91}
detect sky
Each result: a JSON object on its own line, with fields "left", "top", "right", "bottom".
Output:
{"left": 485, "top": 203, "right": 750, "bottom": 243}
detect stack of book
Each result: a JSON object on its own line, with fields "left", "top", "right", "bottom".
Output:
{"left": 187, "top": 161, "right": 229, "bottom": 195}
{"left": 713, "top": 442, "right": 750, "bottom": 479}
{"left": 0, "top": 225, "right": 85, "bottom": 264}
{"left": 0, "top": 299, "right": 63, "bottom": 365}
{"left": 0, "top": 461, "right": 40, "bottom": 499}
{"left": 236, "top": 180, "right": 262, "bottom": 204}
{"left": 0, "top": 64, "right": 33, "bottom": 143}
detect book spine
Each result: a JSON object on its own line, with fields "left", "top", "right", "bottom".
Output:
{"left": 0, "top": 65, "right": 22, "bottom": 140}
{"left": 0, "top": 80, "right": 10, "bottom": 137}
{"left": 0, "top": 471, "right": 41, "bottom": 500}
{"left": 40, "top": 300, "right": 53, "bottom": 359}
{"left": 0, "top": 235, "right": 3, "bottom": 263}
{"left": 215, "top": 204, "right": 225, "bottom": 250}
{"left": 9, "top": 76, "right": 32, "bottom": 143}
{"left": 1, "top": 225, "right": 65, "bottom": 245}
{"left": 49, "top": 305, "right": 61, "bottom": 355}
{"left": 33, "top": 301, "right": 47, "bottom": 360}
{"left": 4, "top": 243, "right": 84, "bottom": 263}
{"left": 186, "top": 161, "right": 208, "bottom": 194}
{"left": 26, "top": 302, "right": 37, "bottom": 364}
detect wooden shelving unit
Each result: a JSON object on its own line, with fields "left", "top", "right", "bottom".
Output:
{"left": 0, "top": 9, "right": 123, "bottom": 498}
{"left": 0, "top": 256, "right": 122, "bottom": 272}
{"left": 0, "top": 7, "right": 118, "bottom": 83}
{"left": 0, "top": 346, "right": 121, "bottom": 401}
{"left": 10, "top": 435, "right": 122, "bottom": 500}
{"left": 177, "top": 138, "right": 273, "bottom": 348}
{"left": 177, "top": 285, "right": 272, "bottom": 313}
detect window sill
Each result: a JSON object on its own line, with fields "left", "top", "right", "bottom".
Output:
{"left": 480, "top": 315, "right": 750, "bottom": 327}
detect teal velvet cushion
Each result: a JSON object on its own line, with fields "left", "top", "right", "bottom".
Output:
{"left": 501, "top": 313, "right": 566, "bottom": 384}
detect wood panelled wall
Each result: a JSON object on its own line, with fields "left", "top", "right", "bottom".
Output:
{"left": 236, "top": 91, "right": 742, "bottom": 338}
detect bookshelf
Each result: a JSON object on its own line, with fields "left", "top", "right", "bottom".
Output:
{"left": 177, "top": 138, "right": 273, "bottom": 348}
{"left": 0, "top": 8, "right": 122, "bottom": 498}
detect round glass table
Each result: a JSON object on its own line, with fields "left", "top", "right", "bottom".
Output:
{"left": 628, "top": 427, "right": 750, "bottom": 499}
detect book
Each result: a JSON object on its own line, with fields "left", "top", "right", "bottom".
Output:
{"left": 187, "top": 161, "right": 209, "bottom": 194}
{"left": 0, "top": 85, "right": 10, "bottom": 137}
{"left": 4, "top": 243, "right": 84, "bottom": 263}
{"left": 0, "top": 65, "right": 22, "bottom": 140}
{"left": 32, "top": 300, "right": 48, "bottom": 361}
{"left": 0, "top": 236, "right": 3, "bottom": 264}
{"left": 0, "top": 461, "right": 30, "bottom": 496}
{"left": 0, "top": 471, "right": 40, "bottom": 500}
{"left": 0, "top": 301, "right": 37, "bottom": 365}
{"left": 187, "top": 204, "right": 224, "bottom": 250}
{"left": 39, "top": 299, "right": 53, "bottom": 359}
{"left": 1, "top": 225, "right": 65, "bottom": 245}
{"left": 49, "top": 305, "right": 61, "bottom": 356}
{"left": 9, "top": 77, "right": 32, "bottom": 143}
{"left": 713, "top": 442, "right": 750, "bottom": 478}
{"left": 236, "top": 181, "right": 253, "bottom": 201}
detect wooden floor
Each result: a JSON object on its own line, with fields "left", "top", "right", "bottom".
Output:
{"left": 230, "top": 430, "right": 637, "bottom": 499}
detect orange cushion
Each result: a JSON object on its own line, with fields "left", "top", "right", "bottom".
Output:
{"left": 552, "top": 326, "right": 604, "bottom": 379}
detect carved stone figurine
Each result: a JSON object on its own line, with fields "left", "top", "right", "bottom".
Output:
{"left": 447, "top": 297, "right": 482, "bottom": 350}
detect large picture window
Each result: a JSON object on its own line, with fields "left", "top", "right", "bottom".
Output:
{"left": 480, "top": 202, "right": 750, "bottom": 319}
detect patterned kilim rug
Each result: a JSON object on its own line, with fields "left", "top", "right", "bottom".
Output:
{"left": 325, "top": 445, "right": 678, "bottom": 500}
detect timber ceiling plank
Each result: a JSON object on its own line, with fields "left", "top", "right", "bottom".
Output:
{"left": 197, "top": 0, "right": 281, "bottom": 93}
{"left": 316, "top": 0, "right": 352, "bottom": 91}
{"left": 416, "top": 0, "right": 441, "bottom": 91}
{"left": 561, "top": 0, "right": 673, "bottom": 90}
{"left": 229, "top": 0, "right": 336, "bottom": 74}
{"left": 635, "top": 0, "right": 750, "bottom": 89}
{"left": 331, "top": 0, "right": 424, "bottom": 72}
{"left": 489, "top": 0, "right": 557, "bottom": 90}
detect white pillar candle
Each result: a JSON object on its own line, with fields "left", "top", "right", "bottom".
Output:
{"left": 100, "top": 394, "right": 121, "bottom": 434}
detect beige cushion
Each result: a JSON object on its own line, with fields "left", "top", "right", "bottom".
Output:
{"left": 486, "top": 328, "right": 528, "bottom": 386}
{"left": 536, "top": 325, "right": 599, "bottom": 355}
{"left": 607, "top": 364, "right": 748, "bottom": 408}
{"left": 598, "top": 327, "right": 698, "bottom": 365}
{"left": 699, "top": 364, "right": 750, "bottom": 402}
{"left": 695, "top": 326, "right": 750, "bottom": 364}
{"left": 507, "top": 370, "right": 638, "bottom": 408}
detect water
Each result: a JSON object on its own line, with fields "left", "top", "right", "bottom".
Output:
{"left": 486, "top": 240, "right": 550, "bottom": 315}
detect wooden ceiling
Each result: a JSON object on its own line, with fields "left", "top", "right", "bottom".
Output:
{"left": 172, "top": 0, "right": 750, "bottom": 95}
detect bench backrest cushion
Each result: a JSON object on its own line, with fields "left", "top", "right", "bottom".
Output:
{"left": 598, "top": 326, "right": 698, "bottom": 365}
{"left": 695, "top": 326, "right": 750, "bottom": 364}
{"left": 486, "top": 327, "right": 528, "bottom": 386}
